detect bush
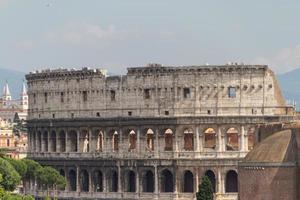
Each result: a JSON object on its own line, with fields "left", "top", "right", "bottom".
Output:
{"left": 0, "top": 158, "right": 21, "bottom": 191}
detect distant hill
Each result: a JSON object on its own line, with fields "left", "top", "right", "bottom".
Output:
{"left": 278, "top": 68, "right": 300, "bottom": 111}
{"left": 0, "top": 67, "right": 299, "bottom": 110}
{"left": 0, "top": 68, "right": 25, "bottom": 99}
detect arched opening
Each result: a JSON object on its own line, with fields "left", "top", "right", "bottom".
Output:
{"left": 69, "top": 170, "right": 77, "bottom": 191}
{"left": 183, "top": 129, "right": 194, "bottom": 151}
{"left": 226, "top": 128, "right": 239, "bottom": 151}
{"left": 143, "top": 170, "right": 154, "bottom": 193}
{"left": 81, "top": 130, "right": 89, "bottom": 153}
{"left": 93, "top": 170, "right": 103, "bottom": 192}
{"left": 59, "top": 169, "right": 65, "bottom": 190}
{"left": 80, "top": 169, "right": 89, "bottom": 192}
{"left": 248, "top": 127, "right": 255, "bottom": 151}
{"left": 69, "top": 131, "right": 78, "bottom": 152}
{"left": 97, "top": 131, "right": 104, "bottom": 152}
{"left": 225, "top": 170, "right": 238, "bottom": 193}
{"left": 164, "top": 129, "right": 173, "bottom": 151}
{"left": 161, "top": 169, "right": 173, "bottom": 192}
{"left": 50, "top": 131, "right": 56, "bottom": 152}
{"left": 205, "top": 170, "right": 216, "bottom": 193}
{"left": 59, "top": 131, "right": 66, "bottom": 152}
{"left": 42, "top": 131, "right": 48, "bottom": 152}
{"left": 146, "top": 129, "right": 154, "bottom": 151}
{"left": 112, "top": 131, "right": 119, "bottom": 152}
{"left": 129, "top": 130, "right": 136, "bottom": 150}
{"left": 127, "top": 171, "right": 136, "bottom": 192}
{"left": 183, "top": 170, "right": 194, "bottom": 193}
{"left": 110, "top": 170, "right": 118, "bottom": 192}
{"left": 204, "top": 128, "right": 216, "bottom": 149}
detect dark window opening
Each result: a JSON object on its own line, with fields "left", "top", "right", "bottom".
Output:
{"left": 71, "top": 113, "right": 74, "bottom": 118}
{"left": 144, "top": 89, "right": 151, "bottom": 99}
{"left": 165, "top": 111, "right": 169, "bottom": 115}
{"left": 33, "top": 93, "right": 36, "bottom": 104}
{"left": 52, "top": 114, "right": 55, "bottom": 118}
{"left": 128, "top": 111, "right": 132, "bottom": 116}
{"left": 61, "top": 92, "right": 64, "bottom": 103}
{"left": 83, "top": 91, "right": 87, "bottom": 102}
{"left": 183, "top": 88, "right": 191, "bottom": 98}
{"left": 207, "top": 110, "right": 211, "bottom": 115}
{"left": 96, "top": 112, "right": 100, "bottom": 117}
{"left": 44, "top": 92, "right": 48, "bottom": 103}
{"left": 110, "top": 90, "right": 116, "bottom": 101}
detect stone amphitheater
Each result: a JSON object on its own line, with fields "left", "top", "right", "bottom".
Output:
{"left": 25, "top": 63, "right": 296, "bottom": 200}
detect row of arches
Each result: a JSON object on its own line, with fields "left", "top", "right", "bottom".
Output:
{"left": 62, "top": 168, "right": 238, "bottom": 193}
{"left": 31, "top": 127, "right": 255, "bottom": 153}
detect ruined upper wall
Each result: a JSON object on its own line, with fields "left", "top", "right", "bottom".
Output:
{"left": 25, "top": 64, "right": 291, "bottom": 120}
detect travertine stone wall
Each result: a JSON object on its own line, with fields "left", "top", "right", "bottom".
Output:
{"left": 25, "top": 64, "right": 290, "bottom": 120}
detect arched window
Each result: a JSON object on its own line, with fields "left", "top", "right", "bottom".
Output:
{"left": 80, "top": 169, "right": 89, "bottom": 192}
{"left": 205, "top": 170, "right": 216, "bottom": 193}
{"left": 225, "top": 170, "right": 238, "bottom": 193}
{"left": 164, "top": 129, "right": 173, "bottom": 151}
{"left": 143, "top": 170, "right": 154, "bottom": 193}
{"left": 50, "top": 131, "right": 56, "bottom": 152}
{"left": 183, "top": 129, "right": 194, "bottom": 151}
{"left": 129, "top": 130, "right": 136, "bottom": 150}
{"left": 93, "top": 170, "right": 103, "bottom": 192}
{"left": 226, "top": 128, "right": 239, "bottom": 151}
{"left": 248, "top": 127, "right": 255, "bottom": 151}
{"left": 59, "top": 130, "right": 66, "bottom": 152}
{"left": 204, "top": 128, "right": 216, "bottom": 149}
{"left": 113, "top": 131, "right": 119, "bottom": 152}
{"left": 146, "top": 129, "right": 154, "bottom": 151}
{"left": 110, "top": 170, "right": 118, "bottom": 192}
{"left": 127, "top": 171, "right": 136, "bottom": 192}
{"left": 69, "top": 131, "right": 78, "bottom": 152}
{"left": 97, "top": 131, "right": 104, "bottom": 152}
{"left": 161, "top": 169, "right": 173, "bottom": 192}
{"left": 69, "top": 170, "right": 77, "bottom": 191}
{"left": 183, "top": 170, "right": 194, "bottom": 193}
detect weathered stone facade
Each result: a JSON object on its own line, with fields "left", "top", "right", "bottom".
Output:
{"left": 25, "top": 64, "right": 296, "bottom": 200}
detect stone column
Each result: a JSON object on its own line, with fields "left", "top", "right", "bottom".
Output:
{"left": 77, "top": 130, "right": 80, "bottom": 152}
{"left": 88, "top": 128, "right": 93, "bottom": 153}
{"left": 76, "top": 166, "right": 80, "bottom": 192}
{"left": 217, "top": 168, "right": 222, "bottom": 194}
{"left": 66, "top": 130, "right": 70, "bottom": 152}
{"left": 48, "top": 129, "right": 51, "bottom": 152}
{"left": 217, "top": 127, "right": 223, "bottom": 152}
{"left": 119, "top": 129, "right": 123, "bottom": 153}
{"left": 136, "top": 169, "right": 140, "bottom": 194}
{"left": 154, "top": 165, "right": 158, "bottom": 194}
{"left": 89, "top": 170, "right": 92, "bottom": 192}
{"left": 103, "top": 129, "right": 107, "bottom": 153}
{"left": 64, "top": 166, "right": 68, "bottom": 191}
{"left": 103, "top": 168, "right": 107, "bottom": 192}
{"left": 195, "top": 169, "right": 199, "bottom": 193}
{"left": 137, "top": 128, "right": 141, "bottom": 156}
{"left": 117, "top": 164, "right": 122, "bottom": 193}
{"left": 195, "top": 126, "right": 200, "bottom": 152}
{"left": 175, "top": 128, "right": 179, "bottom": 154}
{"left": 56, "top": 129, "right": 61, "bottom": 153}
{"left": 240, "top": 125, "right": 245, "bottom": 151}
{"left": 155, "top": 129, "right": 159, "bottom": 157}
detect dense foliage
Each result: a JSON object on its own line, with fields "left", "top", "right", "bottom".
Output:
{"left": 0, "top": 158, "right": 21, "bottom": 191}
{"left": 196, "top": 176, "right": 214, "bottom": 200}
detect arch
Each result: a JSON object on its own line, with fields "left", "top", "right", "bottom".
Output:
{"left": 127, "top": 170, "right": 136, "bottom": 192}
{"left": 183, "top": 129, "right": 194, "bottom": 151}
{"left": 161, "top": 169, "right": 173, "bottom": 192}
{"left": 205, "top": 170, "right": 216, "bottom": 193}
{"left": 42, "top": 131, "right": 48, "bottom": 152}
{"left": 97, "top": 131, "right": 104, "bottom": 151}
{"left": 226, "top": 127, "right": 239, "bottom": 151}
{"left": 164, "top": 129, "right": 173, "bottom": 151}
{"left": 59, "top": 130, "right": 66, "bottom": 152}
{"left": 69, "top": 131, "right": 78, "bottom": 152}
{"left": 204, "top": 128, "right": 216, "bottom": 149}
{"left": 225, "top": 170, "right": 238, "bottom": 193}
{"left": 143, "top": 170, "right": 154, "bottom": 193}
{"left": 93, "top": 170, "right": 103, "bottom": 192}
{"left": 183, "top": 170, "right": 194, "bottom": 193}
{"left": 109, "top": 170, "right": 118, "bottom": 192}
{"left": 112, "top": 131, "right": 119, "bottom": 152}
{"left": 146, "top": 129, "right": 154, "bottom": 151}
{"left": 129, "top": 130, "right": 136, "bottom": 150}
{"left": 69, "top": 170, "right": 77, "bottom": 191}
{"left": 50, "top": 130, "right": 56, "bottom": 152}
{"left": 80, "top": 169, "right": 89, "bottom": 192}
{"left": 248, "top": 127, "right": 255, "bottom": 151}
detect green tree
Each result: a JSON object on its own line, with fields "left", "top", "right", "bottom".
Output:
{"left": 0, "top": 158, "right": 21, "bottom": 191}
{"left": 3, "top": 157, "right": 27, "bottom": 178}
{"left": 196, "top": 176, "right": 213, "bottom": 200}
{"left": 22, "top": 159, "right": 42, "bottom": 179}
{"left": 37, "top": 166, "right": 66, "bottom": 189}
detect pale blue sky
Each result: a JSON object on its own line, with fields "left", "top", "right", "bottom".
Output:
{"left": 1, "top": 0, "right": 300, "bottom": 74}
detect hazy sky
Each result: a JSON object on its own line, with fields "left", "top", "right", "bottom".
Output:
{"left": 1, "top": 0, "right": 300, "bottom": 74}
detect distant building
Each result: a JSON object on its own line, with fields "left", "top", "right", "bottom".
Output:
{"left": 0, "top": 81, "right": 28, "bottom": 124}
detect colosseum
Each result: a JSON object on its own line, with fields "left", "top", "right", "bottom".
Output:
{"left": 25, "top": 63, "right": 296, "bottom": 200}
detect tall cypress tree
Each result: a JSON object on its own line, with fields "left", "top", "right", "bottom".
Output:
{"left": 196, "top": 175, "right": 213, "bottom": 200}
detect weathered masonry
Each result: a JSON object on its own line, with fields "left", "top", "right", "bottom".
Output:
{"left": 25, "top": 64, "right": 296, "bottom": 200}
